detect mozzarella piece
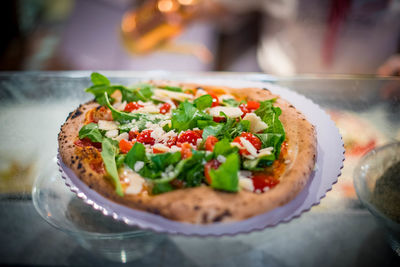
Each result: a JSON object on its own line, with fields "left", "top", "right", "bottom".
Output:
{"left": 153, "top": 89, "right": 194, "bottom": 102}
{"left": 240, "top": 137, "right": 258, "bottom": 157}
{"left": 105, "top": 129, "right": 119, "bottom": 138}
{"left": 113, "top": 101, "right": 127, "bottom": 111}
{"left": 195, "top": 89, "right": 208, "bottom": 98}
{"left": 120, "top": 168, "right": 146, "bottom": 195}
{"left": 208, "top": 107, "right": 243, "bottom": 118}
{"left": 242, "top": 113, "right": 268, "bottom": 133}
{"left": 98, "top": 120, "right": 119, "bottom": 130}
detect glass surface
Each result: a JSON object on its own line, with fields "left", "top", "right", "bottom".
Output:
{"left": 32, "top": 157, "right": 165, "bottom": 263}
{"left": 354, "top": 142, "right": 400, "bottom": 255}
{"left": 1, "top": 71, "right": 400, "bottom": 266}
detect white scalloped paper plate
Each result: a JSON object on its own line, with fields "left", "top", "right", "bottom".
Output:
{"left": 58, "top": 79, "right": 345, "bottom": 236}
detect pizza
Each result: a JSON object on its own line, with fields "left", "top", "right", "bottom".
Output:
{"left": 58, "top": 73, "right": 317, "bottom": 224}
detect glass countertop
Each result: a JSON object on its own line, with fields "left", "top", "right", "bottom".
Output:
{"left": 0, "top": 71, "right": 399, "bottom": 266}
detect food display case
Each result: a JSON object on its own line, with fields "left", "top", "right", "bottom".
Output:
{"left": 0, "top": 72, "right": 399, "bottom": 266}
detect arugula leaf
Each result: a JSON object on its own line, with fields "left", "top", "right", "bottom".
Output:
{"left": 115, "top": 154, "right": 126, "bottom": 168}
{"left": 213, "top": 139, "right": 238, "bottom": 157}
{"left": 242, "top": 154, "right": 275, "bottom": 171}
{"left": 152, "top": 182, "right": 173, "bottom": 194}
{"left": 171, "top": 101, "right": 213, "bottom": 132}
{"left": 255, "top": 100, "right": 285, "bottom": 136}
{"left": 256, "top": 133, "right": 284, "bottom": 157}
{"left": 209, "top": 153, "right": 239, "bottom": 192}
{"left": 202, "top": 118, "right": 250, "bottom": 141}
{"left": 125, "top": 142, "right": 146, "bottom": 169}
{"left": 194, "top": 95, "right": 213, "bottom": 110}
{"left": 78, "top": 123, "right": 103, "bottom": 143}
{"left": 150, "top": 152, "right": 181, "bottom": 170}
{"left": 104, "top": 92, "right": 144, "bottom": 123}
{"left": 176, "top": 150, "right": 206, "bottom": 187}
{"left": 161, "top": 85, "right": 183, "bottom": 92}
{"left": 101, "top": 138, "right": 123, "bottom": 196}
{"left": 221, "top": 98, "right": 240, "bottom": 107}
{"left": 91, "top": 72, "right": 110, "bottom": 85}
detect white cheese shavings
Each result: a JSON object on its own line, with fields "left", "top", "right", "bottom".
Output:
{"left": 240, "top": 137, "right": 258, "bottom": 157}
{"left": 242, "top": 113, "right": 268, "bottom": 133}
{"left": 231, "top": 142, "right": 245, "bottom": 150}
{"left": 239, "top": 177, "right": 254, "bottom": 192}
{"left": 196, "top": 138, "right": 203, "bottom": 147}
{"left": 120, "top": 168, "right": 145, "bottom": 195}
{"left": 113, "top": 132, "right": 129, "bottom": 142}
{"left": 105, "top": 129, "right": 119, "bottom": 138}
{"left": 216, "top": 155, "right": 226, "bottom": 163}
{"left": 98, "top": 120, "right": 119, "bottom": 130}
{"left": 208, "top": 106, "right": 243, "bottom": 118}
{"left": 153, "top": 89, "right": 194, "bottom": 102}
{"left": 134, "top": 161, "right": 144, "bottom": 172}
{"left": 257, "top": 147, "right": 273, "bottom": 158}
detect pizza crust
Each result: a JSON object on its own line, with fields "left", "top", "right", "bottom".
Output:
{"left": 58, "top": 84, "right": 317, "bottom": 224}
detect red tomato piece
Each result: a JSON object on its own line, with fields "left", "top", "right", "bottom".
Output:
{"left": 119, "top": 139, "right": 134, "bottom": 154}
{"left": 252, "top": 172, "right": 279, "bottom": 192}
{"left": 74, "top": 138, "right": 102, "bottom": 150}
{"left": 181, "top": 143, "right": 193, "bottom": 159}
{"left": 159, "top": 102, "right": 171, "bottom": 114}
{"left": 153, "top": 148, "right": 165, "bottom": 154}
{"left": 239, "top": 101, "right": 260, "bottom": 117}
{"left": 136, "top": 130, "right": 155, "bottom": 145}
{"left": 124, "top": 102, "right": 143, "bottom": 112}
{"left": 246, "top": 101, "right": 260, "bottom": 110}
{"left": 232, "top": 132, "right": 262, "bottom": 155}
{"left": 128, "top": 130, "right": 139, "bottom": 141}
{"left": 204, "top": 159, "right": 221, "bottom": 184}
{"left": 205, "top": 136, "right": 219, "bottom": 152}
{"left": 213, "top": 116, "right": 226, "bottom": 123}
{"left": 208, "top": 93, "right": 219, "bottom": 107}
{"left": 177, "top": 130, "right": 202, "bottom": 146}
{"left": 166, "top": 136, "right": 177, "bottom": 148}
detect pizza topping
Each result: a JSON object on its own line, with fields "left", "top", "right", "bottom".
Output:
{"left": 177, "top": 130, "right": 202, "bottom": 147}
{"left": 124, "top": 102, "right": 143, "bottom": 112}
{"left": 208, "top": 106, "right": 243, "bottom": 118}
{"left": 242, "top": 113, "right": 268, "bottom": 133}
{"left": 119, "top": 139, "right": 134, "bottom": 154}
{"left": 98, "top": 120, "right": 119, "bottom": 131}
{"left": 120, "top": 167, "right": 146, "bottom": 195}
{"left": 159, "top": 102, "right": 171, "bottom": 114}
{"left": 251, "top": 172, "right": 279, "bottom": 192}
{"left": 205, "top": 136, "right": 219, "bottom": 152}
{"left": 80, "top": 73, "right": 287, "bottom": 196}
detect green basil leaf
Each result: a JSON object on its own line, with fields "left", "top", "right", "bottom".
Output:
{"left": 101, "top": 138, "right": 123, "bottom": 196}
{"left": 150, "top": 152, "right": 181, "bottom": 170}
{"left": 152, "top": 182, "right": 174, "bottom": 194}
{"left": 91, "top": 72, "right": 110, "bottom": 85}
{"left": 125, "top": 142, "right": 146, "bottom": 169}
{"left": 209, "top": 153, "right": 239, "bottom": 192}
{"left": 213, "top": 139, "right": 238, "bottom": 157}
{"left": 171, "top": 101, "right": 213, "bottom": 132}
{"left": 194, "top": 94, "right": 213, "bottom": 110}
{"left": 78, "top": 123, "right": 103, "bottom": 143}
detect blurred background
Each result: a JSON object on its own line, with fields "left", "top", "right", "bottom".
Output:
{"left": 1, "top": 0, "right": 400, "bottom": 75}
